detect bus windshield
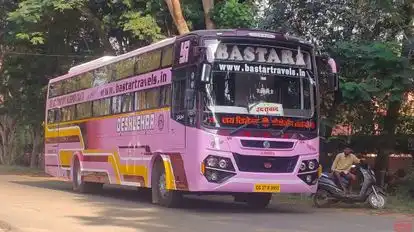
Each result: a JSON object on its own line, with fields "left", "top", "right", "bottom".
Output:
{"left": 204, "top": 71, "right": 314, "bottom": 118}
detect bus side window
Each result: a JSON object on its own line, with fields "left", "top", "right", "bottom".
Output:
{"left": 121, "top": 93, "right": 134, "bottom": 113}
{"left": 76, "top": 102, "right": 92, "bottom": 119}
{"left": 111, "top": 95, "right": 122, "bottom": 114}
{"left": 47, "top": 109, "right": 56, "bottom": 124}
{"left": 93, "top": 98, "right": 111, "bottom": 116}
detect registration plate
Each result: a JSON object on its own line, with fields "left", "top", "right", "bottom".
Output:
{"left": 254, "top": 184, "right": 281, "bottom": 193}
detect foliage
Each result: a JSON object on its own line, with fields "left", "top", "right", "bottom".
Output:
{"left": 330, "top": 41, "right": 413, "bottom": 134}
{"left": 210, "top": 0, "right": 256, "bottom": 29}
{"left": 396, "top": 168, "right": 414, "bottom": 199}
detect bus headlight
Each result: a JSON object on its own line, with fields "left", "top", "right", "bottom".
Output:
{"left": 298, "top": 159, "right": 319, "bottom": 173}
{"left": 300, "top": 162, "right": 307, "bottom": 171}
{"left": 218, "top": 159, "right": 228, "bottom": 169}
{"left": 203, "top": 155, "right": 235, "bottom": 171}
{"left": 202, "top": 155, "right": 236, "bottom": 183}
{"left": 206, "top": 156, "right": 218, "bottom": 167}
{"left": 308, "top": 160, "right": 316, "bottom": 170}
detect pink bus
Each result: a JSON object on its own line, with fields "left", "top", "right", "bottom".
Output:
{"left": 44, "top": 29, "right": 339, "bottom": 208}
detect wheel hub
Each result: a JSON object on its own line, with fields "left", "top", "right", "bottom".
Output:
{"left": 370, "top": 194, "right": 385, "bottom": 208}
{"left": 159, "top": 173, "right": 168, "bottom": 199}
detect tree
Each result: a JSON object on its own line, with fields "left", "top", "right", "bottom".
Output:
{"left": 165, "top": 0, "right": 189, "bottom": 35}
{"left": 202, "top": 0, "right": 215, "bottom": 29}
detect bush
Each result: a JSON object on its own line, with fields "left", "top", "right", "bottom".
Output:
{"left": 396, "top": 168, "right": 414, "bottom": 198}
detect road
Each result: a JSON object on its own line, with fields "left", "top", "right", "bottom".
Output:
{"left": 0, "top": 174, "right": 412, "bottom": 232}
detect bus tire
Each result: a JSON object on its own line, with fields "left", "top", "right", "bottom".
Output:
{"left": 246, "top": 193, "right": 272, "bottom": 209}
{"left": 151, "top": 158, "right": 182, "bottom": 208}
{"left": 72, "top": 158, "right": 103, "bottom": 194}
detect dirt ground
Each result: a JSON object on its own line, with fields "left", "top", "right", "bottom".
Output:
{"left": 0, "top": 173, "right": 412, "bottom": 232}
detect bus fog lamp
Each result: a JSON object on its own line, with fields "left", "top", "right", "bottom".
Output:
{"left": 210, "top": 171, "right": 219, "bottom": 181}
{"left": 306, "top": 175, "right": 312, "bottom": 183}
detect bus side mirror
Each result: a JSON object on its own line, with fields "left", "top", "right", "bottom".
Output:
{"left": 316, "top": 55, "right": 339, "bottom": 92}
{"left": 327, "top": 73, "right": 339, "bottom": 92}
{"left": 200, "top": 63, "right": 212, "bottom": 83}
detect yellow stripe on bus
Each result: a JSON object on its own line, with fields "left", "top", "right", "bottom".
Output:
{"left": 59, "top": 150, "right": 74, "bottom": 167}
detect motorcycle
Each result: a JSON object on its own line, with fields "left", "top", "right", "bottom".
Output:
{"left": 313, "top": 162, "right": 387, "bottom": 209}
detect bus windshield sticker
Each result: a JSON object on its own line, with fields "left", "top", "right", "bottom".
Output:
{"left": 179, "top": 40, "right": 190, "bottom": 64}
{"left": 248, "top": 102, "right": 284, "bottom": 116}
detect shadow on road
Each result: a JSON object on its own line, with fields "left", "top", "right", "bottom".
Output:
{"left": 10, "top": 178, "right": 320, "bottom": 231}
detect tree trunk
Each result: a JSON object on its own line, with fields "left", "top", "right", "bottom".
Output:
{"left": 0, "top": 114, "right": 18, "bottom": 165}
{"left": 165, "top": 0, "right": 189, "bottom": 35}
{"left": 30, "top": 125, "right": 41, "bottom": 168}
{"left": 202, "top": 0, "right": 215, "bottom": 29}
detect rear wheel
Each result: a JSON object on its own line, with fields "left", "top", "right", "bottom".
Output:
{"left": 72, "top": 158, "right": 103, "bottom": 193}
{"left": 245, "top": 193, "right": 272, "bottom": 209}
{"left": 151, "top": 158, "right": 182, "bottom": 208}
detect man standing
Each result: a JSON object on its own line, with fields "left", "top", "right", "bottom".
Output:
{"left": 331, "top": 147, "right": 361, "bottom": 194}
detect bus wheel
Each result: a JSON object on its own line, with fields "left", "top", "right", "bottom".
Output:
{"left": 151, "top": 159, "right": 182, "bottom": 208}
{"left": 245, "top": 193, "right": 272, "bottom": 209}
{"left": 72, "top": 158, "right": 103, "bottom": 193}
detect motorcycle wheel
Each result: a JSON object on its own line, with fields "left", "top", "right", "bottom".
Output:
{"left": 313, "top": 189, "right": 332, "bottom": 208}
{"left": 367, "top": 192, "right": 387, "bottom": 209}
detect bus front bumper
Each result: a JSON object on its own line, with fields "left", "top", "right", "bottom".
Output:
{"left": 197, "top": 170, "right": 319, "bottom": 193}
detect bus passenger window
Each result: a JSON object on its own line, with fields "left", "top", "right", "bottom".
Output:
{"left": 135, "top": 91, "right": 145, "bottom": 111}
{"left": 111, "top": 95, "right": 122, "bottom": 114}
{"left": 79, "top": 72, "right": 93, "bottom": 90}
{"left": 121, "top": 93, "right": 134, "bottom": 113}
{"left": 61, "top": 105, "right": 75, "bottom": 121}
{"left": 65, "top": 78, "right": 76, "bottom": 94}
{"left": 161, "top": 46, "right": 173, "bottom": 67}
{"left": 47, "top": 109, "right": 57, "bottom": 123}
{"left": 92, "top": 98, "right": 111, "bottom": 116}
{"left": 159, "top": 85, "right": 171, "bottom": 107}
{"left": 115, "top": 58, "right": 135, "bottom": 80}
{"left": 146, "top": 88, "right": 159, "bottom": 109}
{"left": 76, "top": 102, "right": 92, "bottom": 119}
{"left": 93, "top": 66, "right": 112, "bottom": 87}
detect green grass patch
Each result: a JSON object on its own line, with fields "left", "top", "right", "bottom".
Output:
{"left": 0, "top": 164, "right": 47, "bottom": 176}
{"left": 386, "top": 195, "right": 414, "bottom": 214}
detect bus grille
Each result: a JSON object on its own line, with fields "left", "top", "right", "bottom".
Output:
{"left": 240, "top": 140, "right": 294, "bottom": 149}
{"left": 233, "top": 153, "right": 298, "bottom": 173}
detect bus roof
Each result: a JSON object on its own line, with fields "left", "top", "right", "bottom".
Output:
{"left": 49, "top": 29, "right": 312, "bottom": 84}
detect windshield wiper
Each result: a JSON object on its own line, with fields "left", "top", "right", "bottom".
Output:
{"left": 229, "top": 122, "right": 250, "bottom": 135}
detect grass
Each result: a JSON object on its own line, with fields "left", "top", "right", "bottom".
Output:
{"left": 0, "top": 164, "right": 48, "bottom": 177}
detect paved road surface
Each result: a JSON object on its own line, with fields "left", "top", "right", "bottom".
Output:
{"left": 0, "top": 174, "right": 412, "bottom": 232}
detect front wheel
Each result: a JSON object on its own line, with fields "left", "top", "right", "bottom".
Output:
{"left": 245, "top": 193, "right": 272, "bottom": 209}
{"left": 151, "top": 159, "right": 182, "bottom": 208}
{"left": 367, "top": 192, "right": 387, "bottom": 209}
